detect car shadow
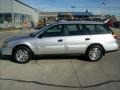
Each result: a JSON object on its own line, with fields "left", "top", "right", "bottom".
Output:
{"left": 34, "top": 54, "right": 89, "bottom": 61}
{"left": 0, "top": 54, "right": 13, "bottom": 61}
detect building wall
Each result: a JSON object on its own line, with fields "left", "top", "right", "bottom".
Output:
{"left": 0, "top": 0, "right": 13, "bottom": 28}
{"left": 13, "top": 0, "right": 39, "bottom": 24}
{"left": 0, "top": 0, "right": 13, "bottom": 13}
{"left": 0, "top": 0, "right": 39, "bottom": 28}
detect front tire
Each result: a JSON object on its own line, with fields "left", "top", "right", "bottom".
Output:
{"left": 13, "top": 46, "right": 32, "bottom": 64}
{"left": 86, "top": 45, "right": 103, "bottom": 62}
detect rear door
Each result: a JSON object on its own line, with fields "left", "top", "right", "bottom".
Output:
{"left": 86, "top": 24, "right": 115, "bottom": 49}
{"left": 65, "top": 24, "right": 91, "bottom": 54}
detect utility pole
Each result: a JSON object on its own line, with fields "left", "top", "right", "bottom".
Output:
{"left": 71, "top": 6, "right": 76, "bottom": 19}
{"left": 11, "top": 0, "right": 14, "bottom": 27}
{"left": 102, "top": 0, "right": 107, "bottom": 19}
{"left": 71, "top": 6, "right": 76, "bottom": 12}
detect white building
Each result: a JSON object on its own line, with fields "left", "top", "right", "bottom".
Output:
{"left": 0, "top": 0, "right": 39, "bottom": 28}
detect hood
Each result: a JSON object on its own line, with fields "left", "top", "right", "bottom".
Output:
{"left": 6, "top": 35, "right": 30, "bottom": 42}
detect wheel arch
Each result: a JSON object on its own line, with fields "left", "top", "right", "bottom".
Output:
{"left": 12, "top": 44, "right": 34, "bottom": 56}
{"left": 86, "top": 43, "right": 105, "bottom": 55}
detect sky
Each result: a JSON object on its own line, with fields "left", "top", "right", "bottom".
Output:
{"left": 21, "top": 0, "right": 120, "bottom": 16}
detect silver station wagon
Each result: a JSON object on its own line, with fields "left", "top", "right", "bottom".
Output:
{"left": 1, "top": 21, "right": 119, "bottom": 64}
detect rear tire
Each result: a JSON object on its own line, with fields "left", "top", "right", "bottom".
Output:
{"left": 86, "top": 45, "right": 103, "bottom": 62}
{"left": 13, "top": 46, "right": 32, "bottom": 64}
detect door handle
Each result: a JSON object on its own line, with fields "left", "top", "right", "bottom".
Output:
{"left": 58, "top": 39, "right": 63, "bottom": 42}
{"left": 85, "top": 38, "right": 90, "bottom": 40}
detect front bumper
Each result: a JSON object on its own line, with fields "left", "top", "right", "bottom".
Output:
{"left": 1, "top": 47, "right": 12, "bottom": 55}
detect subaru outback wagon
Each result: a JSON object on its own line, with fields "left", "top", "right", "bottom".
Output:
{"left": 1, "top": 21, "right": 119, "bottom": 64}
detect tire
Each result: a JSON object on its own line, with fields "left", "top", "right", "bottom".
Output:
{"left": 86, "top": 45, "right": 103, "bottom": 62}
{"left": 13, "top": 46, "right": 32, "bottom": 64}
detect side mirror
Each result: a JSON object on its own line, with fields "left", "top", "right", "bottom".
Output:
{"left": 29, "top": 33, "right": 33, "bottom": 37}
{"left": 38, "top": 34, "right": 43, "bottom": 39}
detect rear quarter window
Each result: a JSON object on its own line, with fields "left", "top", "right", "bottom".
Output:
{"left": 85, "top": 24, "right": 110, "bottom": 34}
{"left": 96, "top": 24, "right": 109, "bottom": 34}
{"left": 104, "top": 24, "right": 114, "bottom": 34}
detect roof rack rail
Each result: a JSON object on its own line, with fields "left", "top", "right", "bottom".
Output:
{"left": 56, "top": 20, "right": 67, "bottom": 23}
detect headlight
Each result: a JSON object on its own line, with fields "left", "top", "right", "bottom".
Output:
{"left": 2, "top": 41, "right": 7, "bottom": 47}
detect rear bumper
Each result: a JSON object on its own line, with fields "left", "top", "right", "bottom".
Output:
{"left": 106, "top": 49, "right": 119, "bottom": 53}
{"left": 104, "top": 43, "right": 119, "bottom": 52}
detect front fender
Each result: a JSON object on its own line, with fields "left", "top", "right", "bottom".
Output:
{"left": 10, "top": 41, "right": 36, "bottom": 54}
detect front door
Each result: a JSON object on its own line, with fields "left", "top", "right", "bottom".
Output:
{"left": 36, "top": 24, "right": 66, "bottom": 54}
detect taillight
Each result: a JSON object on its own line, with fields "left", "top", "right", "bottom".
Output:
{"left": 112, "top": 34, "right": 118, "bottom": 39}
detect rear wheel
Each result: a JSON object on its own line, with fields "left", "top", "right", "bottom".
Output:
{"left": 13, "top": 46, "right": 32, "bottom": 64}
{"left": 86, "top": 45, "right": 103, "bottom": 62}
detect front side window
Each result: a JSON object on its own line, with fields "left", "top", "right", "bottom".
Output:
{"left": 42, "top": 25, "right": 64, "bottom": 37}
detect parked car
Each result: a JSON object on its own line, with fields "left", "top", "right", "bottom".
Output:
{"left": 1, "top": 21, "right": 119, "bottom": 64}
{"left": 113, "top": 21, "right": 120, "bottom": 28}
{"left": 105, "top": 19, "right": 120, "bottom": 28}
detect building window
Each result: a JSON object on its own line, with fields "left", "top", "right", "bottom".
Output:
{"left": 4, "top": 13, "right": 12, "bottom": 23}
{"left": 0, "top": 13, "right": 3, "bottom": 23}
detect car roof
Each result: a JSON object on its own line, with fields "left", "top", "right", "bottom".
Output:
{"left": 54, "top": 20, "right": 105, "bottom": 25}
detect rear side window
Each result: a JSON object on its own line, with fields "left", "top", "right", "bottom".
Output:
{"left": 67, "top": 25, "right": 79, "bottom": 35}
{"left": 86, "top": 25, "right": 96, "bottom": 34}
{"left": 78, "top": 25, "right": 87, "bottom": 35}
{"left": 66, "top": 24, "right": 86, "bottom": 35}
{"left": 85, "top": 24, "right": 109, "bottom": 34}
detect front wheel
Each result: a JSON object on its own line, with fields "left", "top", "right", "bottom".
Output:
{"left": 13, "top": 46, "right": 32, "bottom": 64}
{"left": 86, "top": 46, "right": 103, "bottom": 62}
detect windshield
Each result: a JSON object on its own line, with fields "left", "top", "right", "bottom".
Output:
{"left": 29, "top": 24, "right": 52, "bottom": 37}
